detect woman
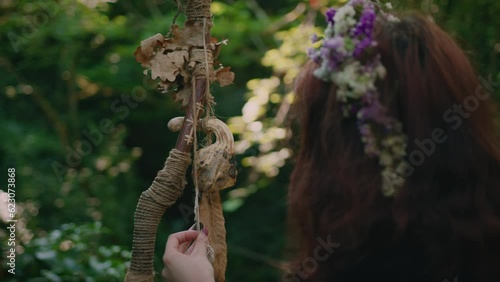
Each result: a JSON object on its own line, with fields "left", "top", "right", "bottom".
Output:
{"left": 162, "top": 1, "right": 500, "bottom": 281}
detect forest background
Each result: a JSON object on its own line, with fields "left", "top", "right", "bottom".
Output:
{"left": 0, "top": 0, "right": 499, "bottom": 281}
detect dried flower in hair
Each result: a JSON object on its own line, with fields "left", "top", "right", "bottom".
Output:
{"left": 308, "top": 0, "right": 405, "bottom": 197}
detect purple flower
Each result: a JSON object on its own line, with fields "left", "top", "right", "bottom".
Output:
{"left": 319, "top": 37, "right": 347, "bottom": 70}
{"left": 323, "top": 36, "right": 344, "bottom": 49}
{"left": 357, "top": 121, "right": 380, "bottom": 156}
{"left": 360, "top": 100, "right": 387, "bottom": 124}
{"left": 353, "top": 37, "right": 374, "bottom": 58}
{"left": 361, "top": 91, "right": 377, "bottom": 104}
{"left": 359, "top": 92, "right": 392, "bottom": 127}
{"left": 353, "top": 6, "right": 376, "bottom": 37}
{"left": 326, "top": 8, "right": 336, "bottom": 24}
{"left": 320, "top": 47, "right": 336, "bottom": 69}
{"left": 359, "top": 123, "right": 371, "bottom": 135}
{"left": 307, "top": 48, "right": 321, "bottom": 64}
{"left": 311, "top": 33, "right": 320, "bottom": 43}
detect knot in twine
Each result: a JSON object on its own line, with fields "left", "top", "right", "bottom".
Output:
{"left": 186, "top": 0, "right": 213, "bottom": 26}
{"left": 190, "top": 48, "right": 214, "bottom": 79}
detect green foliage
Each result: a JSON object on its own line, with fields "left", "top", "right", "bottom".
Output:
{"left": 0, "top": 0, "right": 498, "bottom": 281}
{"left": 15, "top": 222, "right": 130, "bottom": 281}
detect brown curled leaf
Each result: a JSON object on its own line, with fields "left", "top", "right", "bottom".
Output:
{"left": 164, "top": 26, "right": 188, "bottom": 51}
{"left": 168, "top": 23, "right": 205, "bottom": 48}
{"left": 173, "top": 84, "right": 192, "bottom": 108}
{"left": 211, "top": 37, "right": 222, "bottom": 60}
{"left": 151, "top": 49, "right": 189, "bottom": 82}
{"left": 216, "top": 67, "right": 235, "bottom": 87}
{"left": 134, "top": 33, "right": 165, "bottom": 67}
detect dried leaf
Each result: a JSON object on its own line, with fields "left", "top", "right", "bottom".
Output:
{"left": 211, "top": 37, "right": 222, "bottom": 60}
{"left": 163, "top": 26, "right": 187, "bottom": 51}
{"left": 134, "top": 33, "right": 164, "bottom": 67}
{"left": 166, "top": 23, "right": 205, "bottom": 48}
{"left": 171, "top": 25, "right": 183, "bottom": 41}
{"left": 173, "top": 85, "right": 192, "bottom": 108}
{"left": 216, "top": 67, "right": 235, "bottom": 87}
{"left": 158, "top": 81, "right": 172, "bottom": 94}
{"left": 163, "top": 38, "right": 188, "bottom": 52}
{"left": 142, "top": 33, "right": 164, "bottom": 55}
{"left": 151, "top": 49, "right": 189, "bottom": 82}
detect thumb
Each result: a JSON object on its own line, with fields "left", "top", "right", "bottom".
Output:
{"left": 191, "top": 227, "right": 209, "bottom": 257}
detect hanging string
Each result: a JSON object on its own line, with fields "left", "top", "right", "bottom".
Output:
{"left": 190, "top": 0, "right": 202, "bottom": 232}
{"left": 192, "top": 14, "right": 214, "bottom": 232}
{"left": 203, "top": 17, "right": 213, "bottom": 118}
{"left": 191, "top": 77, "right": 201, "bottom": 231}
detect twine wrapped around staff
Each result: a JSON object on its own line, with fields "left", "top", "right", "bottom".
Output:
{"left": 125, "top": 150, "right": 191, "bottom": 282}
{"left": 126, "top": 0, "right": 236, "bottom": 281}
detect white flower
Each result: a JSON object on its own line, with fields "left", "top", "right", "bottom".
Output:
{"left": 381, "top": 168, "right": 404, "bottom": 197}
{"left": 313, "top": 65, "right": 330, "bottom": 81}
{"left": 379, "top": 152, "right": 393, "bottom": 166}
{"left": 375, "top": 63, "right": 387, "bottom": 78}
{"left": 392, "top": 142, "right": 407, "bottom": 157}
{"left": 335, "top": 86, "right": 349, "bottom": 102}
{"left": 325, "top": 24, "right": 335, "bottom": 38}
{"left": 333, "top": 6, "right": 357, "bottom": 35}
{"left": 382, "top": 136, "right": 396, "bottom": 146}
{"left": 387, "top": 14, "right": 400, "bottom": 23}
{"left": 349, "top": 80, "right": 370, "bottom": 97}
{"left": 333, "top": 5, "right": 356, "bottom": 23}
{"left": 331, "top": 61, "right": 377, "bottom": 99}
{"left": 385, "top": 3, "right": 393, "bottom": 10}
{"left": 332, "top": 63, "right": 358, "bottom": 99}
{"left": 382, "top": 134, "right": 407, "bottom": 158}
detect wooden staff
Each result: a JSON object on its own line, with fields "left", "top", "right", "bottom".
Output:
{"left": 126, "top": 0, "right": 235, "bottom": 281}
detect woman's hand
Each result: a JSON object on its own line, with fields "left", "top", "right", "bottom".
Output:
{"left": 162, "top": 228, "right": 214, "bottom": 282}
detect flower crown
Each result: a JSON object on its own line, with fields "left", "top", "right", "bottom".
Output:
{"left": 308, "top": 0, "right": 406, "bottom": 197}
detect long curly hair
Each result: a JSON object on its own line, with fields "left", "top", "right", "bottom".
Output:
{"left": 287, "top": 13, "right": 500, "bottom": 282}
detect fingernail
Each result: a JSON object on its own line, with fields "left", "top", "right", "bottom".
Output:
{"left": 202, "top": 226, "right": 209, "bottom": 236}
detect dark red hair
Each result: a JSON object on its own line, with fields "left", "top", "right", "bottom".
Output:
{"left": 287, "top": 13, "right": 500, "bottom": 281}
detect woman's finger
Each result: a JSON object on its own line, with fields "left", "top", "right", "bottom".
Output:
{"left": 178, "top": 224, "right": 197, "bottom": 253}
{"left": 165, "top": 230, "right": 201, "bottom": 253}
{"left": 179, "top": 240, "right": 194, "bottom": 254}
{"left": 191, "top": 227, "right": 209, "bottom": 257}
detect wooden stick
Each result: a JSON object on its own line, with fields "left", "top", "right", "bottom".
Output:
{"left": 175, "top": 0, "right": 212, "bottom": 153}
{"left": 175, "top": 78, "right": 207, "bottom": 153}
